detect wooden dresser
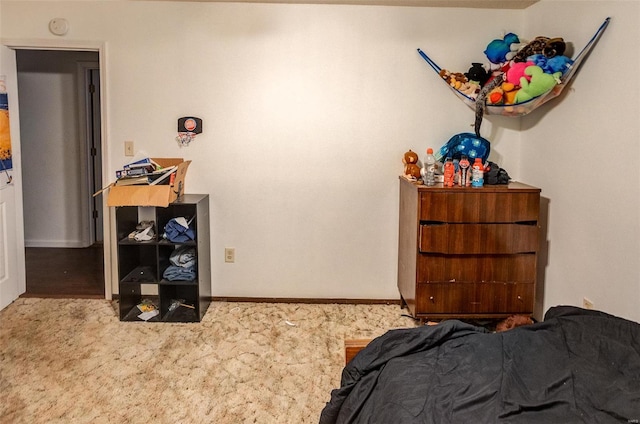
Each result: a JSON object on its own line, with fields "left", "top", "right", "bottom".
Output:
{"left": 397, "top": 177, "right": 541, "bottom": 321}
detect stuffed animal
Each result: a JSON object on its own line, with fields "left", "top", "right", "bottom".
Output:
{"left": 484, "top": 161, "right": 511, "bottom": 185}
{"left": 514, "top": 66, "right": 562, "bottom": 103}
{"left": 403, "top": 150, "right": 421, "bottom": 180}
{"left": 505, "top": 61, "right": 534, "bottom": 87}
{"left": 487, "top": 85, "right": 504, "bottom": 105}
{"left": 542, "top": 37, "right": 566, "bottom": 58}
{"left": 484, "top": 33, "right": 521, "bottom": 65}
{"left": 434, "top": 132, "right": 491, "bottom": 164}
{"left": 440, "top": 69, "right": 480, "bottom": 98}
{"left": 501, "top": 82, "right": 519, "bottom": 104}
{"left": 439, "top": 69, "right": 468, "bottom": 89}
{"left": 528, "top": 54, "right": 574, "bottom": 75}
{"left": 464, "top": 63, "right": 490, "bottom": 86}
{"left": 486, "top": 82, "right": 520, "bottom": 105}
{"left": 513, "top": 36, "right": 566, "bottom": 62}
{"left": 458, "top": 81, "right": 480, "bottom": 98}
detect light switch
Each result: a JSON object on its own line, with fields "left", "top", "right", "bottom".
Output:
{"left": 124, "top": 141, "right": 134, "bottom": 156}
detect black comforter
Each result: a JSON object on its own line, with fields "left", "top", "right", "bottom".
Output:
{"left": 320, "top": 306, "right": 640, "bottom": 423}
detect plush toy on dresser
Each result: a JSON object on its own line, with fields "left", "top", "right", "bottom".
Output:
{"left": 402, "top": 150, "right": 422, "bottom": 181}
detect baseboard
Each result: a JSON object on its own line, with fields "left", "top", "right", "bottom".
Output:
{"left": 20, "top": 293, "right": 105, "bottom": 300}
{"left": 110, "top": 295, "right": 402, "bottom": 305}
{"left": 25, "top": 240, "right": 89, "bottom": 248}
{"left": 210, "top": 297, "right": 401, "bottom": 305}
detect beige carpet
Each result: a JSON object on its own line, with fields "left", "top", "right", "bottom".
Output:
{"left": 0, "top": 298, "right": 417, "bottom": 423}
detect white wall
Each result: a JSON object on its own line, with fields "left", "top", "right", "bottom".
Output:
{"left": 0, "top": 1, "right": 524, "bottom": 300}
{"left": 1, "top": 1, "right": 638, "bottom": 320}
{"left": 17, "top": 50, "right": 99, "bottom": 247}
{"left": 521, "top": 0, "right": 640, "bottom": 322}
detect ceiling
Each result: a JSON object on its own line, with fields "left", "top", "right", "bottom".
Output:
{"left": 145, "top": 0, "right": 538, "bottom": 8}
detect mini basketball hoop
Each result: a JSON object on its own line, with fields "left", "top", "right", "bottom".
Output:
{"left": 176, "top": 116, "right": 202, "bottom": 147}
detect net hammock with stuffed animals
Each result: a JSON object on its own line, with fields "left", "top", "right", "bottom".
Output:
{"left": 417, "top": 17, "right": 610, "bottom": 118}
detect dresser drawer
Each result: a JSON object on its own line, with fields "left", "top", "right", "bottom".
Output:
{"left": 416, "top": 253, "right": 537, "bottom": 283}
{"left": 419, "top": 191, "right": 540, "bottom": 223}
{"left": 416, "top": 282, "right": 534, "bottom": 315}
{"left": 419, "top": 223, "right": 539, "bottom": 254}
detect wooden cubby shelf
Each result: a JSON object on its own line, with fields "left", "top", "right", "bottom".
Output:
{"left": 115, "top": 194, "right": 211, "bottom": 322}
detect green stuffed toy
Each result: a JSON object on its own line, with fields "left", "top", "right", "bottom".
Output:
{"left": 514, "top": 65, "right": 562, "bottom": 104}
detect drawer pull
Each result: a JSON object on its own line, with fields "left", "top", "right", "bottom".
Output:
{"left": 429, "top": 296, "right": 435, "bottom": 302}
{"left": 517, "top": 295, "right": 523, "bottom": 301}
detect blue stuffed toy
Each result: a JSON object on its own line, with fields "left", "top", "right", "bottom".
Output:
{"left": 434, "top": 133, "right": 491, "bottom": 163}
{"left": 484, "top": 33, "right": 521, "bottom": 64}
{"left": 527, "top": 53, "right": 574, "bottom": 75}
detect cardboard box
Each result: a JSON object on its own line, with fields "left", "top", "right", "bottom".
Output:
{"left": 107, "top": 158, "right": 191, "bottom": 207}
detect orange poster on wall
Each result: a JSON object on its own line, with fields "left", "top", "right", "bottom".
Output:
{"left": 0, "top": 86, "right": 13, "bottom": 172}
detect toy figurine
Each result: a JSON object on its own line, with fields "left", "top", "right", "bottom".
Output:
{"left": 403, "top": 150, "right": 421, "bottom": 180}
{"left": 443, "top": 157, "right": 455, "bottom": 187}
{"left": 458, "top": 155, "right": 471, "bottom": 187}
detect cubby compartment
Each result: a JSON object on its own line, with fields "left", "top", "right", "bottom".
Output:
{"left": 118, "top": 244, "right": 157, "bottom": 283}
{"left": 159, "top": 283, "right": 200, "bottom": 322}
{"left": 115, "top": 194, "right": 211, "bottom": 322}
{"left": 158, "top": 244, "right": 198, "bottom": 283}
{"left": 118, "top": 285, "right": 161, "bottom": 322}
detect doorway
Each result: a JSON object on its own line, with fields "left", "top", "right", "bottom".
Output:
{"left": 16, "top": 49, "right": 104, "bottom": 298}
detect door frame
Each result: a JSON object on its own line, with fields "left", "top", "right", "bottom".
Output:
{"left": 1, "top": 38, "right": 113, "bottom": 300}
{"left": 77, "top": 60, "right": 102, "bottom": 246}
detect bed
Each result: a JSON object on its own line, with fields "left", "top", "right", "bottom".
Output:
{"left": 320, "top": 306, "right": 640, "bottom": 424}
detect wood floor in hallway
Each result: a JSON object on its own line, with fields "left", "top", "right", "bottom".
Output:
{"left": 23, "top": 244, "right": 104, "bottom": 298}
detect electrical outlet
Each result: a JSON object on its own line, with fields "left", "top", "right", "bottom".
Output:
{"left": 124, "top": 140, "right": 134, "bottom": 156}
{"left": 225, "top": 248, "right": 235, "bottom": 263}
{"left": 582, "top": 297, "right": 594, "bottom": 310}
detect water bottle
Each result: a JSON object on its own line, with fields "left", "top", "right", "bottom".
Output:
{"left": 421, "top": 148, "right": 436, "bottom": 186}
{"left": 472, "top": 158, "right": 484, "bottom": 188}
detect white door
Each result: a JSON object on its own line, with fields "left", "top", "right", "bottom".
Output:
{"left": 0, "top": 46, "right": 26, "bottom": 310}
{"left": 0, "top": 182, "right": 22, "bottom": 309}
